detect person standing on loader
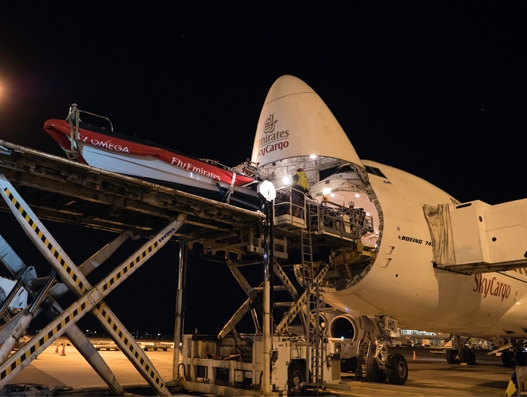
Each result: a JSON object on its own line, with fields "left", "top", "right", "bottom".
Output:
{"left": 292, "top": 168, "right": 309, "bottom": 217}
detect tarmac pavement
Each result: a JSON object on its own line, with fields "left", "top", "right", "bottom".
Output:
{"left": 5, "top": 345, "right": 515, "bottom": 396}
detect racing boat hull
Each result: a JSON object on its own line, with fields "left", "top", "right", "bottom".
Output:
{"left": 44, "top": 119, "right": 260, "bottom": 209}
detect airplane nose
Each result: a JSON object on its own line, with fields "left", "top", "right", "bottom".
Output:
{"left": 251, "top": 75, "right": 363, "bottom": 169}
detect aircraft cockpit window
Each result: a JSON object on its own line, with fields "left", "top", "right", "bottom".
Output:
{"left": 365, "top": 166, "right": 387, "bottom": 178}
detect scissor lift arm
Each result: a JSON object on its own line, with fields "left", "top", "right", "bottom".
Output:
{"left": 0, "top": 173, "right": 186, "bottom": 396}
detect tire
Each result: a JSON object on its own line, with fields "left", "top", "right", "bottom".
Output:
{"left": 386, "top": 353, "right": 408, "bottom": 385}
{"left": 458, "top": 348, "right": 467, "bottom": 363}
{"left": 517, "top": 352, "right": 527, "bottom": 366}
{"left": 288, "top": 360, "right": 307, "bottom": 396}
{"left": 502, "top": 351, "right": 514, "bottom": 367}
{"left": 445, "top": 349, "right": 457, "bottom": 364}
{"left": 459, "top": 347, "right": 476, "bottom": 365}
{"left": 366, "top": 355, "right": 386, "bottom": 383}
{"left": 446, "top": 349, "right": 459, "bottom": 364}
{"left": 467, "top": 349, "right": 476, "bottom": 365}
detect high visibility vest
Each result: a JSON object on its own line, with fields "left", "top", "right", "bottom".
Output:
{"left": 294, "top": 171, "right": 309, "bottom": 191}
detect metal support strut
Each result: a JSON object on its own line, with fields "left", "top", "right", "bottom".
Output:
{"left": 0, "top": 173, "right": 186, "bottom": 396}
{"left": 173, "top": 242, "right": 187, "bottom": 381}
{"left": 0, "top": 234, "right": 131, "bottom": 395}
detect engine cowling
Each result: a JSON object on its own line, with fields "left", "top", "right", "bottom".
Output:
{"left": 329, "top": 314, "right": 359, "bottom": 340}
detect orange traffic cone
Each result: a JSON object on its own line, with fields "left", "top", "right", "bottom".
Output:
{"left": 412, "top": 349, "right": 416, "bottom": 360}
{"left": 59, "top": 343, "right": 66, "bottom": 356}
{"left": 55, "top": 342, "right": 59, "bottom": 354}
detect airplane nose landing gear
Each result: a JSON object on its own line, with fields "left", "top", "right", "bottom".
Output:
{"left": 366, "top": 354, "right": 387, "bottom": 383}
{"left": 386, "top": 353, "right": 409, "bottom": 385}
{"left": 358, "top": 315, "right": 409, "bottom": 385}
{"left": 445, "top": 335, "right": 477, "bottom": 365}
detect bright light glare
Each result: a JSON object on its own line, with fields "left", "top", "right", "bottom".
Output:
{"left": 282, "top": 176, "right": 292, "bottom": 186}
{"left": 355, "top": 193, "right": 360, "bottom": 198}
{"left": 309, "top": 154, "right": 317, "bottom": 159}
{"left": 322, "top": 187, "right": 332, "bottom": 195}
{"left": 258, "top": 180, "right": 276, "bottom": 201}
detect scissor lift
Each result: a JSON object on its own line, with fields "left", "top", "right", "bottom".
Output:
{"left": 0, "top": 140, "right": 361, "bottom": 396}
{"left": 0, "top": 173, "right": 186, "bottom": 395}
{"left": 179, "top": 189, "right": 367, "bottom": 395}
{"left": 0, "top": 140, "right": 264, "bottom": 396}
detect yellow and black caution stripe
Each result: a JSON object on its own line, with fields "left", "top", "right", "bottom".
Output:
{"left": 2, "top": 184, "right": 171, "bottom": 392}
{"left": 101, "top": 241, "right": 158, "bottom": 292}
{"left": 0, "top": 301, "right": 88, "bottom": 380}
{"left": 95, "top": 303, "right": 165, "bottom": 388}
{"left": 3, "top": 187, "right": 87, "bottom": 294}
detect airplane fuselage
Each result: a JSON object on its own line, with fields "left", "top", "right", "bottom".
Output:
{"left": 251, "top": 74, "right": 527, "bottom": 341}
{"left": 321, "top": 159, "right": 527, "bottom": 338}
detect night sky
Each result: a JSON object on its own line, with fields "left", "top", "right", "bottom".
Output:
{"left": 0, "top": 3, "right": 526, "bottom": 335}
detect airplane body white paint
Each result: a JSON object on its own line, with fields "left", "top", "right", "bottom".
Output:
{"left": 328, "top": 161, "right": 527, "bottom": 337}
{"left": 252, "top": 75, "right": 527, "bottom": 339}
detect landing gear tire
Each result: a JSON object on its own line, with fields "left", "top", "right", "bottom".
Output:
{"left": 366, "top": 355, "right": 387, "bottom": 383}
{"left": 458, "top": 347, "right": 477, "bottom": 365}
{"left": 386, "top": 353, "right": 408, "bottom": 385}
{"left": 468, "top": 349, "right": 476, "bottom": 365}
{"left": 446, "top": 349, "right": 458, "bottom": 364}
{"left": 517, "top": 352, "right": 527, "bottom": 366}
{"left": 502, "top": 351, "right": 514, "bottom": 367}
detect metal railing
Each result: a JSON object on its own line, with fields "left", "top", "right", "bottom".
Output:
{"left": 316, "top": 200, "right": 372, "bottom": 241}
{"left": 273, "top": 187, "right": 373, "bottom": 241}
{"left": 274, "top": 186, "right": 306, "bottom": 220}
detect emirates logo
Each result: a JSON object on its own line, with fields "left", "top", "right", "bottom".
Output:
{"left": 264, "top": 113, "right": 278, "bottom": 134}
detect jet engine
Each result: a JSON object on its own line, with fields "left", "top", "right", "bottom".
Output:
{"left": 329, "top": 314, "right": 359, "bottom": 340}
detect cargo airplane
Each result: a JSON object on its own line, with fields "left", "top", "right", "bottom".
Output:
{"left": 249, "top": 75, "right": 527, "bottom": 384}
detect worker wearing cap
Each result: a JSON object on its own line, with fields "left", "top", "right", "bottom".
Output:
{"left": 292, "top": 168, "right": 308, "bottom": 217}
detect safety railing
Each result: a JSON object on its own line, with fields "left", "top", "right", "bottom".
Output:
{"left": 315, "top": 200, "right": 372, "bottom": 241}
{"left": 274, "top": 187, "right": 307, "bottom": 228}
{"left": 273, "top": 187, "right": 373, "bottom": 242}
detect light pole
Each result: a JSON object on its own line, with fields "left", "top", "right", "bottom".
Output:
{"left": 257, "top": 180, "right": 276, "bottom": 396}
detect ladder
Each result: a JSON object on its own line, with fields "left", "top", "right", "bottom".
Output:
{"left": 301, "top": 221, "right": 315, "bottom": 286}
{"left": 355, "top": 338, "right": 370, "bottom": 380}
{"left": 300, "top": 215, "right": 324, "bottom": 386}
{"left": 307, "top": 282, "right": 325, "bottom": 388}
